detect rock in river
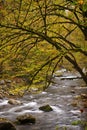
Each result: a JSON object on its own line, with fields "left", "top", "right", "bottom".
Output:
{"left": 39, "top": 104, "right": 53, "bottom": 112}
{"left": 8, "top": 99, "right": 22, "bottom": 105}
{"left": 16, "top": 114, "right": 36, "bottom": 124}
{"left": 0, "top": 118, "right": 16, "bottom": 130}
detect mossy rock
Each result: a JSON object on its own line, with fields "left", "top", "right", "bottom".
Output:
{"left": 0, "top": 118, "right": 16, "bottom": 130}
{"left": 16, "top": 114, "right": 36, "bottom": 124}
{"left": 39, "top": 104, "right": 53, "bottom": 112}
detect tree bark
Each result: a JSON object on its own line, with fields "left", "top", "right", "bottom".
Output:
{"left": 65, "top": 55, "right": 87, "bottom": 85}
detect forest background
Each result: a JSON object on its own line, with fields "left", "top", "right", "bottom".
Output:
{"left": 0, "top": 0, "right": 87, "bottom": 96}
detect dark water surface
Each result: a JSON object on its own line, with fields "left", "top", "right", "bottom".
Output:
{"left": 0, "top": 70, "right": 87, "bottom": 130}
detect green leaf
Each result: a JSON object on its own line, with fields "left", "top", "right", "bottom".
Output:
{"left": 82, "top": 3, "right": 87, "bottom": 12}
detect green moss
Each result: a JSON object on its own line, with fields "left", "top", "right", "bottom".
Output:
{"left": 72, "top": 120, "right": 87, "bottom": 126}
{"left": 72, "top": 120, "right": 81, "bottom": 125}
{"left": 85, "top": 126, "right": 87, "bottom": 130}
{"left": 39, "top": 104, "right": 53, "bottom": 112}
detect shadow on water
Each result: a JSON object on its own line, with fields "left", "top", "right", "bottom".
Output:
{"left": 0, "top": 70, "right": 87, "bottom": 130}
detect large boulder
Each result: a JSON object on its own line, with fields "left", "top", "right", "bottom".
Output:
{"left": 16, "top": 114, "right": 36, "bottom": 124}
{"left": 39, "top": 104, "right": 53, "bottom": 112}
{"left": 0, "top": 118, "right": 16, "bottom": 130}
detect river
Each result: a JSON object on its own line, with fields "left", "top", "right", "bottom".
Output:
{"left": 0, "top": 70, "right": 87, "bottom": 130}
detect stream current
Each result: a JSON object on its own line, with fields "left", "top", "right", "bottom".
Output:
{"left": 0, "top": 70, "right": 87, "bottom": 130}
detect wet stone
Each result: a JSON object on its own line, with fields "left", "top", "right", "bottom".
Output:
{"left": 39, "top": 104, "right": 53, "bottom": 112}
{"left": 71, "top": 101, "right": 78, "bottom": 107}
{"left": 16, "top": 114, "right": 36, "bottom": 124}
{"left": 8, "top": 99, "right": 22, "bottom": 105}
{"left": 71, "top": 90, "right": 75, "bottom": 94}
{"left": 81, "top": 93, "right": 87, "bottom": 99}
{"left": 0, "top": 118, "right": 16, "bottom": 130}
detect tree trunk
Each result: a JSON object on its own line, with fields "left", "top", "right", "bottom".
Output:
{"left": 65, "top": 55, "right": 87, "bottom": 85}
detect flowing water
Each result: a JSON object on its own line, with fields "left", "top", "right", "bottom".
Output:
{"left": 0, "top": 70, "right": 87, "bottom": 130}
